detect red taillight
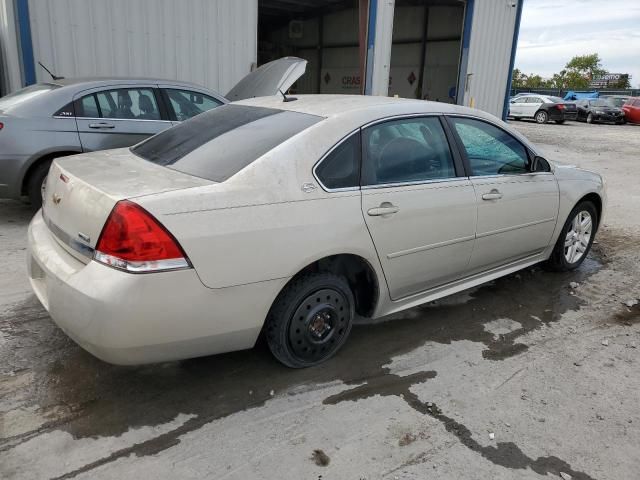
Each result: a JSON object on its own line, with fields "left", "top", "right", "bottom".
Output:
{"left": 557, "top": 104, "right": 565, "bottom": 110}
{"left": 94, "top": 200, "right": 190, "bottom": 273}
{"left": 0, "top": 122, "right": 4, "bottom": 131}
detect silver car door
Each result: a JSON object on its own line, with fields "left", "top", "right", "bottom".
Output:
{"left": 74, "top": 85, "right": 172, "bottom": 152}
{"left": 524, "top": 96, "right": 543, "bottom": 117}
{"left": 447, "top": 116, "right": 559, "bottom": 273}
{"left": 360, "top": 116, "right": 477, "bottom": 300}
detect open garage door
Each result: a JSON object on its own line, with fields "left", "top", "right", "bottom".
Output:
{"left": 258, "top": 0, "right": 366, "bottom": 95}
{"left": 389, "top": 0, "right": 464, "bottom": 102}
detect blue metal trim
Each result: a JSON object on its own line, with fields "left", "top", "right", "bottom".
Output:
{"left": 15, "top": 0, "right": 36, "bottom": 86}
{"left": 502, "top": 0, "right": 524, "bottom": 120}
{"left": 364, "top": 0, "right": 378, "bottom": 95}
{"left": 456, "top": 0, "right": 474, "bottom": 105}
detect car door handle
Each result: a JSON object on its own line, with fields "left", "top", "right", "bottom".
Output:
{"left": 367, "top": 202, "right": 399, "bottom": 216}
{"left": 482, "top": 189, "right": 503, "bottom": 201}
{"left": 88, "top": 122, "right": 115, "bottom": 129}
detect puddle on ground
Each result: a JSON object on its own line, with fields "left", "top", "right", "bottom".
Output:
{"left": 1, "top": 253, "right": 604, "bottom": 477}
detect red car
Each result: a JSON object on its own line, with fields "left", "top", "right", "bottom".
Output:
{"left": 622, "top": 97, "right": 640, "bottom": 124}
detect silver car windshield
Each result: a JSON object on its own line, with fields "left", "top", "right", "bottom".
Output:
{"left": 132, "top": 104, "right": 322, "bottom": 182}
{"left": 0, "top": 83, "right": 59, "bottom": 111}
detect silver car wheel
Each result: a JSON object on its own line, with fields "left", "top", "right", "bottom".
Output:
{"left": 564, "top": 210, "right": 592, "bottom": 264}
{"left": 535, "top": 111, "right": 547, "bottom": 124}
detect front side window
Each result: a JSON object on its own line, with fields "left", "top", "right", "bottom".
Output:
{"left": 164, "top": 89, "right": 223, "bottom": 121}
{"left": 450, "top": 117, "right": 529, "bottom": 176}
{"left": 315, "top": 132, "right": 361, "bottom": 190}
{"left": 362, "top": 116, "right": 456, "bottom": 186}
{"left": 132, "top": 104, "right": 322, "bottom": 182}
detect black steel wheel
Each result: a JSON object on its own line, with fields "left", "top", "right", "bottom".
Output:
{"left": 265, "top": 272, "right": 354, "bottom": 368}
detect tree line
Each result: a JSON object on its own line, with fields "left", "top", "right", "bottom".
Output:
{"left": 513, "top": 53, "right": 631, "bottom": 90}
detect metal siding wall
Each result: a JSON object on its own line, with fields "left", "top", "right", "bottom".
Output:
{"left": 464, "top": 0, "right": 517, "bottom": 117}
{"left": 26, "top": 0, "right": 257, "bottom": 95}
{"left": 0, "top": 0, "right": 23, "bottom": 94}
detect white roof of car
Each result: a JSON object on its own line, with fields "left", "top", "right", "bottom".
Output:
{"left": 234, "top": 94, "right": 492, "bottom": 120}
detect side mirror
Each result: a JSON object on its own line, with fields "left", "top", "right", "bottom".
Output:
{"left": 531, "top": 155, "right": 550, "bottom": 173}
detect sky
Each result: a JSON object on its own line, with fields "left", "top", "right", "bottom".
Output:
{"left": 515, "top": 0, "right": 640, "bottom": 88}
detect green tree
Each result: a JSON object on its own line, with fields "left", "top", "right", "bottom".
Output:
{"left": 563, "top": 53, "right": 607, "bottom": 89}
{"left": 511, "top": 68, "right": 528, "bottom": 88}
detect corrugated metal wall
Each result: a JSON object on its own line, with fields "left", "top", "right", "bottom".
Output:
{"left": 26, "top": 0, "right": 257, "bottom": 95}
{"left": 463, "top": 0, "right": 518, "bottom": 117}
{"left": 0, "top": 0, "right": 23, "bottom": 95}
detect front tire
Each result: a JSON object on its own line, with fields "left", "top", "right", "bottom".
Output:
{"left": 265, "top": 273, "right": 355, "bottom": 368}
{"left": 26, "top": 160, "right": 53, "bottom": 210}
{"left": 535, "top": 110, "right": 548, "bottom": 124}
{"left": 546, "top": 201, "right": 597, "bottom": 272}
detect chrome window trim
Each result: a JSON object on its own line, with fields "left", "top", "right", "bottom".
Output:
{"left": 312, "top": 128, "right": 361, "bottom": 193}
{"left": 71, "top": 116, "right": 172, "bottom": 123}
{"left": 468, "top": 172, "right": 554, "bottom": 180}
{"left": 361, "top": 176, "right": 468, "bottom": 190}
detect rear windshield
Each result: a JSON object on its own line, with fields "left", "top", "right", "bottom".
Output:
{"left": 590, "top": 99, "right": 614, "bottom": 107}
{"left": 0, "top": 83, "right": 59, "bottom": 111}
{"left": 547, "top": 96, "right": 565, "bottom": 103}
{"left": 132, "top": 104, "right": 321, "bottom": 182}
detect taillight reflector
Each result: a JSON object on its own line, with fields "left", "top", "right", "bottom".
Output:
{"left": 94, "top": 200, "right": 190, "bottom": 273}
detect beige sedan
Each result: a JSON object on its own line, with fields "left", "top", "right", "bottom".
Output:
{"left": 27, "top": 94, "right": 605, "bottom": 367}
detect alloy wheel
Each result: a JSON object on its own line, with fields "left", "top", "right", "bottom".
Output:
{"left": 564, "top": 210, "right": 592, "bottom": 264}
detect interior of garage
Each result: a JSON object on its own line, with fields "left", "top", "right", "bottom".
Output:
{"left": 258, "top": 0, "right": 465, "bottom": 100}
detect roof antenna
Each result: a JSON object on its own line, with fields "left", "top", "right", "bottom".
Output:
{"left": 279, "top": 88, "right": 297, "bottom": 102}
{"left": 38, "top": 61, "right": 64, "bottom": 81}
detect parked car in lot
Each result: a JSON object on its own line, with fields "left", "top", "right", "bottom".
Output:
{"left": 621, "top": 97, "right": 640, "bottom": 124}
{"left": 508, "top": 94, "right": 577, "bottom": 124}
{"left": 575, "top": 98, "right": 625, "bottom": 124}
{"left": 27, "top": 65, "right": 606, "bottom": 367}
{"left": 601, "top": 95, "right": 631, "bottom": 108}
{"left": 0, "top": 57, "right": 304, "bottom": 208}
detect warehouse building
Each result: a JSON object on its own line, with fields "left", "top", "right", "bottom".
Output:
{"left": 0, "top": 0, "right": 523, "bottom": 119}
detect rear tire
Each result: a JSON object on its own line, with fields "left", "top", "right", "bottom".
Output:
{"left": 555, "top": 120, "right": 565, "bottom": 124}
{"left": 26, "top": 160, "right": 53, "bottom": 210}
{"left": 535, "top": 110, "right": 548, "bottom": 124}
{"left": 587, "top": 113, "right": 594, "bottom": 124}
{"left": 265, "top": 273, "right": 354, "bottom": 368}
{"left": 545, "top": 201, "right": 597, "bottom": 272}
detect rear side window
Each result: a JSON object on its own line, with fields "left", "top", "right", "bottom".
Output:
{"left": 164, "top": 89, "right": 223, "bottom": 121}
{"left": 362, "top": 116, "right": 456, "bottom": 186}
{"left": 132, "top": 104, "right": 322, "bottom": 182}
{"left": 315, "top": 132, "right": 361, "bottom": 190}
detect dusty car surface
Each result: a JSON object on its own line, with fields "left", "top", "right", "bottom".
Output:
{"left": 27, "top": 93, "right": 606, "bottom": 368}
{"left": 0, "top": 57, "right": 305, "bottom": 208}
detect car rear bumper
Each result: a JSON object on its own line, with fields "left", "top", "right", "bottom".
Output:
{"left": 27, "top": 211, "right": 287, "bottom": 365}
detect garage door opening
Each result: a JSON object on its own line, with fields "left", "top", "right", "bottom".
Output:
{"left": 389, "top": 0, "right": 464, "bottom": 102}
{"left": 258, "top": 0, "right": 367, "bottom": 94}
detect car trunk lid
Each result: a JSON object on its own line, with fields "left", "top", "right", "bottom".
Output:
{"left": 225, "top": 57, "right": 307, "bottom": 101}
{"left": 42, "top": 148, "right": 212, "bottom": 263}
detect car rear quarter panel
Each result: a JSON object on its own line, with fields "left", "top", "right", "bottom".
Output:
{"left": 136, "top": 116, "right": 387, "bottom": 292}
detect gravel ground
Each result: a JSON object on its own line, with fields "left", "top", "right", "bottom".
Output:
{"left": 1, "top": 120, "right": 639, "bottom": 480}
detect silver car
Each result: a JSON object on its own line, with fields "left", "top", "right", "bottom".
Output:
{"left": 27, "top": 74, "right": 606, "bottom": 368}
{"left": 0, "top": 57, "right": 304, "bottom": 207}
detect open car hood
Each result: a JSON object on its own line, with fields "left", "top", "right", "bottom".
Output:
{"left": 225, "top": 57, "right": 307, "bottom": 101}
